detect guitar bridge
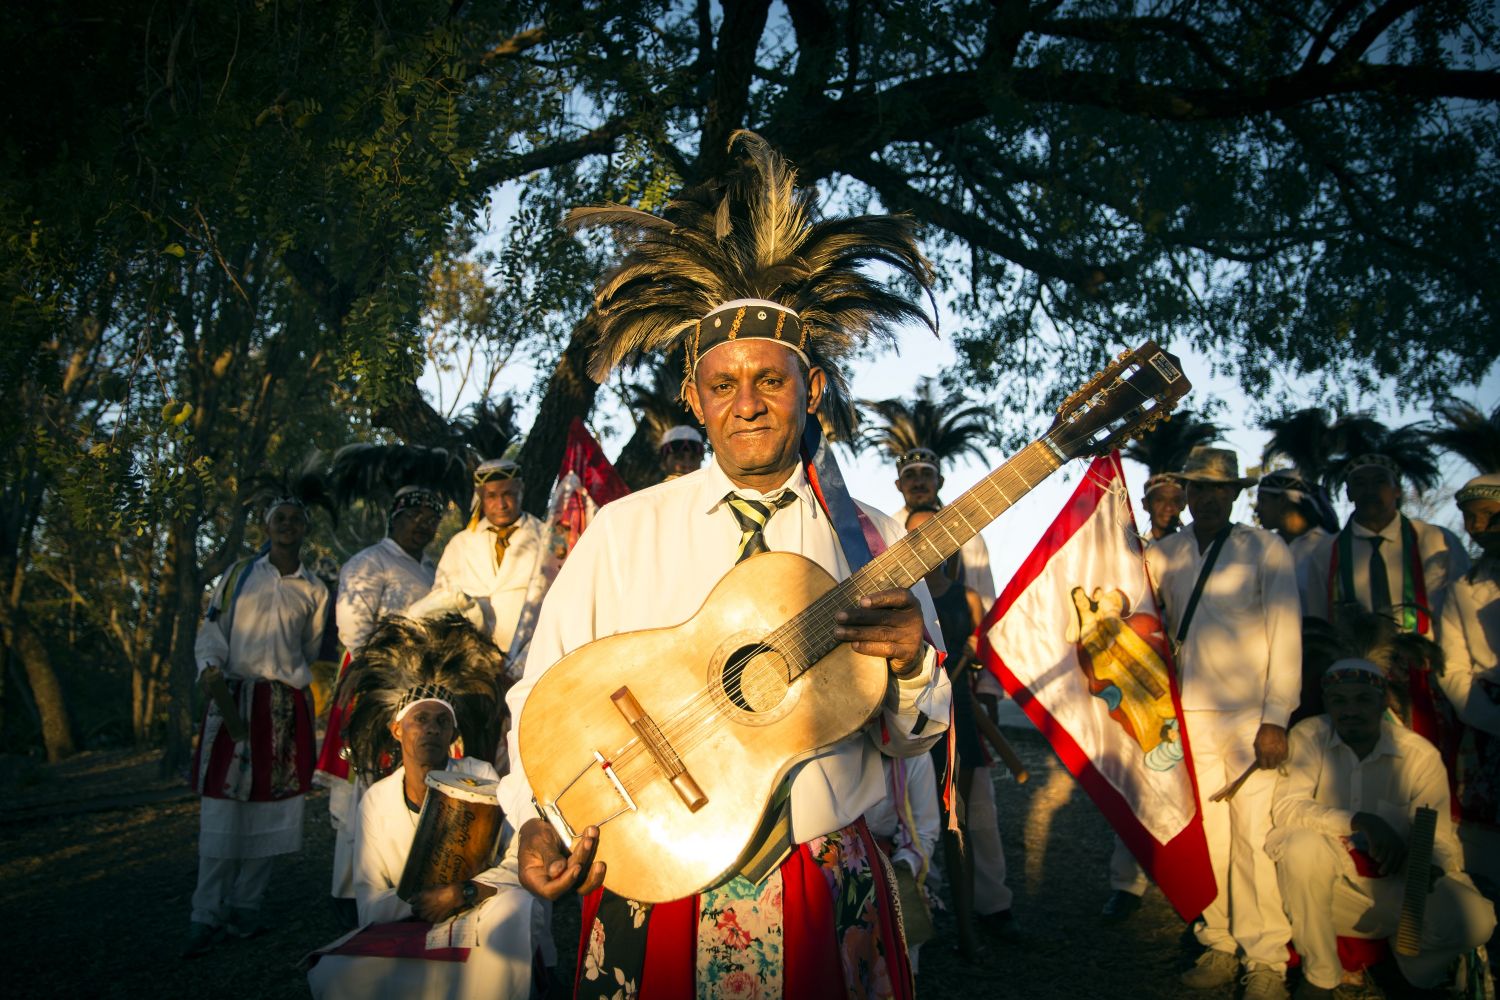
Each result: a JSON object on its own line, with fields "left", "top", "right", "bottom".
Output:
{"left": 539, "top": 749, "right": 638, "bottom": 850}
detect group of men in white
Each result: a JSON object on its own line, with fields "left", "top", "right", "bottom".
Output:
{"left": 180, "top": 424, "right": 1029, "bottom": 996}
{"left": 180, "top": 420, "right": 1500, "bottom": 999}
{"left": 1112, "top": 447, "right": 1499, "bottom": 1000}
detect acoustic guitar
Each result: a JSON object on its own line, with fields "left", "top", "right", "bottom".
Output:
{"left": 518, "top": 340, "right": 1191, "bottom": 903}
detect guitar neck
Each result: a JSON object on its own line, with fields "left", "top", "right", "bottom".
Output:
{"left": 778, "top": 436, "right": 1066, "bottom": 679}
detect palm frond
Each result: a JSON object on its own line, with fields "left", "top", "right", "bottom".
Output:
{"left": 1122, "top": 409, "right": 1223, "bottom": 475}
{"left": 1426, "top": 399, "right": 1500, "bottom": 474}
{"left": 855, "top": 378, "right": 994, "bottom": 467}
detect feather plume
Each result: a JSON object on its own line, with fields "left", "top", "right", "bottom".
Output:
{"left": 1426, "top": 398, "right": 1500, "bottom": 475}
{"left": 341, "top": 614, "right": 508, "bottom": 779}
{"left": 565, "top": 131, "right": 936, "bottom": 423}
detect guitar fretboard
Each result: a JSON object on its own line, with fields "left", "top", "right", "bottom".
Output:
{"left": 771, "top": 436, "right": 1066, "bottom": 678}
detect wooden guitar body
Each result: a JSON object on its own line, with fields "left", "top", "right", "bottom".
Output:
{"left": 517, "top": 550, "right": 890, "bottom": 904}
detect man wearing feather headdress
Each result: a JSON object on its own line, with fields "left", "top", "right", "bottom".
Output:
{"left": 307, "top": 615, "right": 548, "bottom": 999}
{"left": 184, "top": 496, "right": 329, "bottom": 957}
{"left": 499, "top": 132, "right": 950, "bottom": 1000}
{"left": 1303, "top": 454, "right": 1457, "bottom": 635}
{"left": 319, "top": 485, "right": 446, "bottom": 924}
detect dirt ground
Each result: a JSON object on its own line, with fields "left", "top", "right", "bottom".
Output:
{"left": 0, "top": 729, "right": 1239, "bottom": 1000}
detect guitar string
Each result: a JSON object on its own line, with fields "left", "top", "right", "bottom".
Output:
{"left": 603, "top": 416, "right": 1130, "bottom": 785}
{"left": 593, "top": 374, "right": 1164, "bottom": 791}
{"left": 599, "top": 402, "right": 1145, "bottom": 788}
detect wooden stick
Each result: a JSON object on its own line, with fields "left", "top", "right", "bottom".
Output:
{"left": 973, "top": 704, "right": 1029, "bottom": 784}
{"left": 203, "top": 668, "right": 249, "bottom": 743}
{"left": 1208, "top": 762, "right": 1258, "bottom": 803}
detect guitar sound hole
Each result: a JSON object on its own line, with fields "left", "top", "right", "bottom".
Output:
{"left": 721, "top": 644, "right": 790, "bottom": 713}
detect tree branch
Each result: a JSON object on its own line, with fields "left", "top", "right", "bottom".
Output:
{"left": 469, "top": 118, "right": 632, "bottom": 193}
{"left": 697, "top": 0, "right": 774, "bottom": 176}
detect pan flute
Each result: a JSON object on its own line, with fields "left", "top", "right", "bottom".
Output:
{"left": 1394, "top": 805, "right": 1438, "bottom": 957}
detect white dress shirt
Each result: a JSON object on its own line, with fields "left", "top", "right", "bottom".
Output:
{"left": 500, "top": 460, "right": 951, "bottom": 845}
{"left": 335, "top": 538, "right": 436, "bottom": 653}
{"left": 1267, "top": 716, "right": 1462, "bottom": 876}
{"left": 1302, "top": 515, "right": 1453, "bottom": 626}
{"left": 432, "top": 512, "right": 547, "bottom": 652}
{"left": 1439, "top": 562, "right": 1500, "bottom": 737}
{"left": 1145, "top": 523, "right": 1302, "bottom": 726}
{"left": 194, "top": 555, "right": 329, "bottom": 688}
{"left": 1288, "top": 526, "right": 1332, "bottom": 612}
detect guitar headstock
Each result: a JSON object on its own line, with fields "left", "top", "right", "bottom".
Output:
{"left": 1048, "top": 341, "right": 1191, "bottom": 460}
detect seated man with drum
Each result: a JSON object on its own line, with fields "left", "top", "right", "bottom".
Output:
{"left": 1268, "top": 659, "right": 1496, "bottom": 998}
{"left": 307, "top": 616, "right": 548, "bottom": 999}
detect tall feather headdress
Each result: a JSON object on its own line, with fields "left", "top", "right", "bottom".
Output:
{"left": 564, "top": 131, "right": 936, "bottom": 428}
{"left": 342, "top": 614, "right": 508, "bottom": 779}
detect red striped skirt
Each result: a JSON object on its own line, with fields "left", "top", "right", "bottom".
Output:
{"left": 193, "top": 677, "right": 314, "bottom": 802}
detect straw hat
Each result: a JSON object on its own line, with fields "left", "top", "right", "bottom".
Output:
{"left": 1175, "top": 447, "right": 1258, "bottom": 487}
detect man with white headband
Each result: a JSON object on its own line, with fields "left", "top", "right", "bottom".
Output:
{"left": 1141, "top": 472, "right": 1188, "bottom": 542}
{"left": 184, "top": 495, "right": 329, "bottom": 956}
{"left": 891, "top": 445, "right": 998, "bottom": 605}
{"left": 1268, "top": 659, "right": 1496, "bottom": 998}
{"left": 318, "top": 485, "right": 446, "bottom": 925}
{"left": 1303, "top": 454, "right": 1456, "bottom": 635}
{"left": 307, "top": 616, "right": 546, "bottom": 999}
{"left": 1255, "top": 468, "right": 1337, "bottom": 608}
{"left": 1437, "top": 471, "right": 1500, "bottom": 932}
{"left": 427, "top": 456, "right": 547, "bottom": 668}
{"left": 506, "top": 132, "right": 950, "bottom": 1000}
{"left": 658, "top": 424, "right": 705, "bottom": 481}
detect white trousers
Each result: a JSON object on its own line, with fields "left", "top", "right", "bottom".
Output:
{"left": 307, "top": 887, "right": 545, "bottom": 1000}
{"left": 191, "top": 855, "right": 275, "bottom": 926}
{"left": 1275, "top": 828, "right": 1497, "bottom": 989}
{"left": 969, "top": 765, "right": 1013, "bottom": 915}
{"left": 1109, "top": 833, "right": 1150, "bottom": 896}
{"left": 1186, "top": 708, "right": 1290, "bottom": 971}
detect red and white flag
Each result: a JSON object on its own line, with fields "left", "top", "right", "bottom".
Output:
{"left": 976, "top": 454, "right": 1215, "bottom": 919}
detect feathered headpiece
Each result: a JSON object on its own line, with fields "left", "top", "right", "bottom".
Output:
{"left": 564, "top": 131, "right": 937, "bottom": 426}
{"left": 341, "top": 614, "right": 508, "bottom": 779}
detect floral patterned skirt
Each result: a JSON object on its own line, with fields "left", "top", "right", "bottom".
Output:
{"left": 575, "top": 818, "right": 912, "bottom": 1000}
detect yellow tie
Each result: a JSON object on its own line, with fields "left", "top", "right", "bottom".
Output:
{"left": 725, "top": 492, "right": 797, "bottom": 563}
{"left": 489, "top": 523, "right": 519, "bottom": 568}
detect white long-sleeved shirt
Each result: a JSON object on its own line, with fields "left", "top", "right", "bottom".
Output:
{"left": 194, "top": 555, "right": 329, "bottom": 688}
{"left": 1301, "top": 515, "right": 1453, "bottom": 628}
{"left": 1438, "top": 562, "right": 1500, "bottom": 737}
{"left": 863, "top": 752, "right": 941, "bottom": 877}
{"left": 1267, "top": 716, "right": 1462, "bottom": 876}
{"left": 1145, "top": 523, "right": 1302, "bottom": 726}
{"left": 353, "top": 757, "right": 510, "bottom": 926}
{"left": 1288, "top": 526, "right": 1333, "bottom": 612}
{"left": 336, "top": 538, "right": 436, "bottom": 653}
{"left": 499, "top": 460, "right": 951, "bottom": 846}
{"left": 431, "top": 513, "right": 547, "bottom": 653}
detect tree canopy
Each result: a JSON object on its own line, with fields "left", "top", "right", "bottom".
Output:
{"left": 3, "top": 0, "right": 1497, "bottom": 758}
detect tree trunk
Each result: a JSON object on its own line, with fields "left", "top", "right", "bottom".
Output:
{"left": 0, "top": 603, "right": 76, "bottom": 761}
{"left": 611, "top": 421, "right": 665, "bottom": 492}
{"left": 517, "top": 326, "right": 603, "bottom": 516}
{"left": 157, "top": 520, "right": 203, "bottom": 777}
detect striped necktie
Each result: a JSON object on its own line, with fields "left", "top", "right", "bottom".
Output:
{"left": 725, "top": 492, "right": 797, "bottom": 563}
